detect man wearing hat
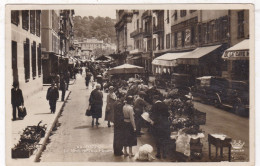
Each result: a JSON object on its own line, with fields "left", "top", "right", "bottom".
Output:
{"left": 133, "top": 91, "right": 149, "bottom": 136}
{"left": 46, "top": 82, "right": 59, "bottom": 114}
{"left": 149, "top": 95, "right": 170, "bottom": 159}
{"left": 11, "top": 81, "right": 24, "bottom": 120}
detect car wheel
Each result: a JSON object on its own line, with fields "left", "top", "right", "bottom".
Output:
{"left": 233, "top": 103, "right": 246, "bottom": 116}
{"left": 213, "top": 99, "right": 221, "bottom": 108}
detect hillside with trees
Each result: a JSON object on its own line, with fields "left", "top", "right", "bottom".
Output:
{"left": 74, "top": 15, "right": 117, "bottom": 44}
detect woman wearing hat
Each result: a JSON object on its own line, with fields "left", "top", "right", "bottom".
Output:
{"left": 122, "top": 96, "right": 137, "bottom": 157}
{"left": 89, "top": 84, "right": 103, "bottom": 126}
{"left": 11, "top": 81, "right": 24, "bottom": 120}
{"left": 105, "top": 86, "right": 117, "bottom": 127}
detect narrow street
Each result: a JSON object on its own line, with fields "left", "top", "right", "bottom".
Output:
{"left": 39, "top": 70, "right": 249, "bottom": 162}
{"left": 193, "top": 102, "right": 249, "bottom": 161}
{"left": 39, "top": 71, "right": 161, "bottom": 162}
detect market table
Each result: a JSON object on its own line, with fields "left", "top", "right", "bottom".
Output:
{"left": 208, "top": 134, "right": 232, "bottom": 161}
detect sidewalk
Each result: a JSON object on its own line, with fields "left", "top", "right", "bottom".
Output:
{"left": 11, "top": 85, "right": 71, "bottom": 163}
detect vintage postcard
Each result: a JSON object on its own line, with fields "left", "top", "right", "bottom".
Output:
{"left": 5, "top": 3, "right": 255, "bottom": 166}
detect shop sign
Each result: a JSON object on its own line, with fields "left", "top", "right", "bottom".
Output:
{"left": 185, "top": 28, "right": 191, "bottom": 46}
{"left": 223, "top": 50, "right": 249, "bottom": 59}
{"left": 41, "top": 54, "right": 49, "bottom": 59}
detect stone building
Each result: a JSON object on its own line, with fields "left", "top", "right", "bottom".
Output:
{"left": 10, "top": 10, "right": 42, "bottom": 98}
{"left": 41, "top": 10, "right": 74, "bottom": 84}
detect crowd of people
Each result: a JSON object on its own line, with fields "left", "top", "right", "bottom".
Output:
{"left": 84, "top": 63, "right": 184, "bottom": 159}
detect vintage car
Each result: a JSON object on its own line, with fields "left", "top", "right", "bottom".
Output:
{"left": 193, "top": 76, "right": 249, "bottom": 116}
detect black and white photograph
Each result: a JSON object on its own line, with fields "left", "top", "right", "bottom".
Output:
{"left": 4, "top": 3, "right": 255, "bottom": 166}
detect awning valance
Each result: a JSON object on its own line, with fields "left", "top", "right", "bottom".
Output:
{"left": 222, "top": 39, "right": 249, "bottom": 60}
{"left": 152, "top": 52, "right": 191, "bottom": 67}
{"left": 177, "top": 45, "right": 222, "bottom": 65}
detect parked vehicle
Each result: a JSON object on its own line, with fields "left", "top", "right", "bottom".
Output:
{"left": 193, "top": 76, "right": 249, "bottom": 116}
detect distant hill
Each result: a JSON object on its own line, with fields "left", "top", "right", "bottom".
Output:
{"left": 74, "top": 15, "right": 116, "bottom": 44}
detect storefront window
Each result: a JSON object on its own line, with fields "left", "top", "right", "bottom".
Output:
{"left": 11, "top": 10, "right": 19, "bottom": 26}
{"left": 180, "top": 10, "right": 187, "bottom": 17}
{"left": 31, "top": 41, "right": 37, "bottom": 79}
{"left": 22, "top": 10, "right": 29, "bottom": 30}
{"left": 30, "top": 10, "right": 36, "bottom": 34}
{"left": 24, "top": 39, "right": 30, "bottom": 82}
{"left": 238, "top": 11, "right": 245, "bottom": 39}
{"left": 166, "top": 33, "right": 171, "bottom": 49}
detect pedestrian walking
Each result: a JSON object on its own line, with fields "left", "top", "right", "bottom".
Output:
{"left": 65, "top": 70, "right": 70, "bottom": 90}
{"left": 11, "top": 81, "right": 24, "bottom": 121}
{"left": 113, "top": 93, "right": 126, "bottom": 156}
{"left": 122, "top": 96, "right": 137, "bottom": 157}
{"left": 89, "top": 84, "right": 103, "bottom": 126}
{"left": 105, "top": 86, "right": 117, "bottom": 127}
{"left": 46, "top": 82, "right": 59, "bottom": 114}
{"left": 55, "top": 74, "right": 60, "bottom": 90}
{"left": 96, "top": 75, "right": 103, "bottom": 90}
{"left": 85, "top": 71, "right": 92, "bottom": 89}
{"left": 133, "top": 91, "right": 149, "bottom": 136}
{"left": 60, "top": 74, "right": 66, "bottom": 101}
{"left": 149, "top": 95, "right": 171, "bottom": 159}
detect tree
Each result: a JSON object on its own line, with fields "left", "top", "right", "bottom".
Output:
{"left": 74, "top": 15, "right": 116, "bottom": 44}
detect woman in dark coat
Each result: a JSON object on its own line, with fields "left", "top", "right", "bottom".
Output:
{"left": 85, "top": 72, "right": 92, "bottom": 88}
{"left": 11, "top": 81, "right": 24, "bottom": 120}
{"left": 113, "top": 94, "right": 125, "bottom": 156}
{"left": 89, "top": 84, "right": 103, "bottom": 126}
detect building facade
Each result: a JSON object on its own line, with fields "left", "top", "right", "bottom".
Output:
{"left": 222, "top": 10, "right": 249, "bottom": 81}
{"left": 114, "top": 10, "right": 134, "bottom": 64}
{"left": 11, "top": 10, "right": 42, "bottom": 98}
{"left": 41, "top": 10, "right": 74, "bottom": 84}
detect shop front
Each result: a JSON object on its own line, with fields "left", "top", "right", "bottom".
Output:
{"left": 222, "top": 39, "right": 249, "bottom": 81}
{"left": 177, "top": 44, "right": 224, "bottom": 85}
{"left": 42, "top": 52, "right": 60, "bottom": 84}
{"left": 152, "top": 52, "right": 192, "bottom": 75}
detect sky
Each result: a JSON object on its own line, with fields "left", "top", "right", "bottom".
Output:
{"left": 75, "top": 5, "right": 117, "bottom": 19}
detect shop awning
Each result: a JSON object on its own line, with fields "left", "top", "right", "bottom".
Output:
{"left": 152, "top": 52, "right": 191, "bottom": 67}
{"left": 177, "top": 45, "right": 222, "bottom": 65}
{"left": 222, "top": 39, "right": 249, "bottom": 60}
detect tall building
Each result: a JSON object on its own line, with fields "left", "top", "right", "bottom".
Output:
{"left": 152, "top": 10, "right": 230, "bottom": 82}
{"left": 129, "top": 10, "right": 145, "bottom": 67}
{"left": 41, "top": 10, "right": 74, "bottom": 84}
{"left": 10, "top": 10, "right": 42, "bottom": 98}
{"left": 114, "top": 10, "right": 134, "bottom": 64}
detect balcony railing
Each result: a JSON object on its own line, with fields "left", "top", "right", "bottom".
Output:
{"left": 130, "top": 28, "right": 143, "bottom": 38}
{"left": 143, "top": 30, "right": 152, "bottom": 38}
{"left": 153, "top": 25, "right": 164, "bottom": 34}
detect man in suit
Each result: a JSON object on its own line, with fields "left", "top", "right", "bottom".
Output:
{"left": 149, "top": 95, "right": 171, "bottom": 159}
{"left": 11, "top": 81, "right": 24, "bottom": 120}
{"left": 46, "top": 82, "right": 59, "bottom": 113}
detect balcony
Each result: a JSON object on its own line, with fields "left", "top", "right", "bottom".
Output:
{"left": 153, "top": 25, "right": 164, "bottom": 34}
{"left": 130, "top": 28, "right": 143, "bottom": 38}
{"left": 143, "top": 30, "right": 152, "bottom": 38}
{"left": 142, "top": 10, "right": 152, "bottom": 19}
